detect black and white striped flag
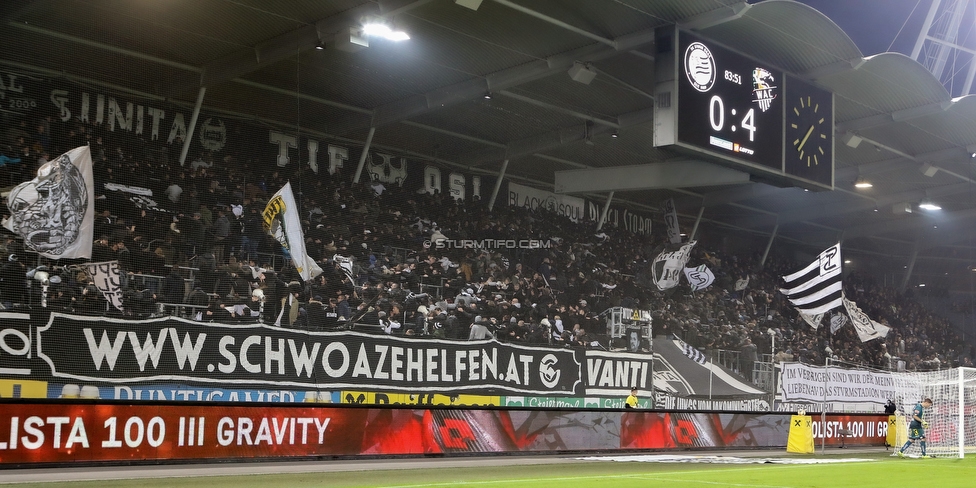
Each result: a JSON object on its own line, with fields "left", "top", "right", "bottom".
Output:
{"left": 675, "top": 334, "right": 707, "bottom": 365}
{"left": 780, "top": 243, "right": 843, "bottom": 315}
{"left": 333, "top": 254, "right": 356, "bottom": 284}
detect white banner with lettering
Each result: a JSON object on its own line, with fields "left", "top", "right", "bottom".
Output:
{"left": 84, "top": 260, "right": 124, "bottom": 311}
{"left": 663, "top": 198, "right": 681, "bottom": 244}
{"left": 651, "top": 241, "right": 697, "bottom": 291}
{"left": 843, "top": 296, "right": 890, "bottom": 342}
{"left": 779, "top": 362, "right": 921, "bottom": 405}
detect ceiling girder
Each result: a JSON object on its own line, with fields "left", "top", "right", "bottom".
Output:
{"left": 701, "top": 183, "right": 789, "bottom": 207}
{"left": 836, "top": 99, "right": 953, "bottom": 133}
{"left": 679, "top": 2, "right": 751, "bottom": 30}
{"left": 844, "top": 207, "right": 976, "bottom": 241}
{"left": 200, "top": 0, "right": 431, "bottom": 87}
{"left": 498, "top": 90, "right": 620, "bottom": 128}
{"left": 554, "top": 161, "right": 750, "bottom": 193}
{"left": 369, "top": 27, "right": 658, "bottom": 127}
{"left": 803, "top": 57, "right": 866, "bottom": 80}
{"left": 754, "top": 181, "right": 975, "bottom": 229}
{"left": 835, "top": 146, "right": 972, "bottom": 182}
{"left": 459, "top": 107, "right": 653, "bottom": 166}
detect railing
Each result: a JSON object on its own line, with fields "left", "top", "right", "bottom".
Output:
{"left": 753, "top": 359, "right": 776, "bottom": 393}
{"left": 386, "top": 246, "right": 417, "bottom": 265}
{"left": 714, "top": 349, "right": 741, "bottom": 374}
{"left": 156, "top": 302, "right": 211, "bottom": 320}
{"left": 128, "top": 273, "right": 165, "bottom": 295}
{"left": 415, "top": 277, "right": 453, "bottom": 299}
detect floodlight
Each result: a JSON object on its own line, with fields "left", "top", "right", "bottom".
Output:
{"left": 919, "top": 200, "right": 942, "bottom": 211}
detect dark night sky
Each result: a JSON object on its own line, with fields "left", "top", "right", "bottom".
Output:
{"left": 794, "top": 0, "right": 976, "bottom": 56}
{"left": 797, "top": 0, "right": 929, "bottom": 55}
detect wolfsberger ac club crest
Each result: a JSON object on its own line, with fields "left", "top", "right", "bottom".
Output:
{"left": 262, "top": 194, "right": 290, "bottom": 252}
{"left": 752, "top": 67, "right": 777, "bottom": 112}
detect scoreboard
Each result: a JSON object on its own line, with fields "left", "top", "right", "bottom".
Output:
{"left": 655, "top": 28, "right": 834, "bottom": 190}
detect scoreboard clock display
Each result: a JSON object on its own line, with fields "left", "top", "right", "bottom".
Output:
{"left": 677, "top": 30, "right": 783, "bottom": 172}
{"left": 670, "top": 30, "right": 835, "bottom": 189}
{"left": 784, "top": 74, "right": 833, "bottom": 186}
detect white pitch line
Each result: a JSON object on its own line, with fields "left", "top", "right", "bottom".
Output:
{"left": 617, "top": 474, "right": 794, "bottom": 488}
{"left": 378, "top": 462, "right": 861, "bottom": 488}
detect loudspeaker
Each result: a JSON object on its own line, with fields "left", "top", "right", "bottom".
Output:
{"left": 841, "top": 132, "right": 862, "bottom": 149}
{"left": 335, "top": 27, "right": 368, "bottom": 53}
{"left": 568, "top": 62, "right": 597, "bottom": 85}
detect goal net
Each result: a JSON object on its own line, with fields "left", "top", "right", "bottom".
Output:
{"left": 909, "top": 367, "right": 976, "bottom": 458}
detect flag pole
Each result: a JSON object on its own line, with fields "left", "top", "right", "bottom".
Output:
{"left": 821, "top": 355, "right": 829, "bottom": 455}
{"left": 708, "top": 356, "right": 713, "bottom": 400}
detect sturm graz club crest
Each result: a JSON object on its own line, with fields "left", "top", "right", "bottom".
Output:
{"left": 684, "top": 41, "right": 716, "bottom": 93}
{"left": 6, "top": 152, "right": 88, "bottom": 255}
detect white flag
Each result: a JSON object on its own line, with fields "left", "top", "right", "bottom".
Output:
{"left": 663, "top": 198, "right": 681, "bottom": 244}
{"left": 84, "top": 260, "right": 124, "bottom": 311}
{"left": 799, "top": 311, "right": 824, "bottom": 329}
{"left": 843, "top": 296, "right": 888, "bottom": 342}
{"left": 871, "top": 320, "right": 891, "bottom": 339}
{"left": 683, "top": 264, "right": 714, "bottom": 291}
{"left": 652, "top": 241, "right": 696, "bottom": 290}
{"left": 829, "top": 313, "right": 847, "bottom": 334}
{"left": 4, "top": 146, "right": 94, "bottom": 259}
{"left": 263, "top": 182, "right": 322, "bottom": 281}
{"left": 781, "top": 243, "right": 843, "bottom": 315}
{"left": 735, "top": 276, "right": 750, "bottom": 291}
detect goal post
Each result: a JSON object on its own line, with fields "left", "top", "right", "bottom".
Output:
{"left": 915, "top": 367, "right": 976, "bottom": 458}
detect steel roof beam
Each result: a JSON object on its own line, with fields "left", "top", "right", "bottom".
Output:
{"left": 554, "top": 161, "right": 750, "bottom": 193}
{"left": 459, "top": 107, "right": 653, "bottom": 166}
{"left": 498, "top": 90, "right": 620, "bottom": 128}
{"left": 756, "top": 182, "right": 974, "bottom": 228}
{"left": 835, "top": 100, "right": 953, "bottom": 133}
{"left": 843, "top": 207, "right": 976, "bottom": 240}
{"left": 802, "top": 57, "right": 866, "bottom": 80}
{"left": 700, "top": 183, "right": 790, "bottom": 207}
{"left": 200, "top": 0, "right": 431, "bottom": 87}
{"left": 0, "top": 0, "right": 46, "bottom": 23}
{"left": 835, "top": 146, "right": 971, "bottom": 181}
{"left": 679, "top": 2, "right": 751, "bottom": 30}
{"left": 492, "top": 0, "right": 615, "bottom": 47}
{"left": 369, "top": 26, "right": 659, "bottom": 127}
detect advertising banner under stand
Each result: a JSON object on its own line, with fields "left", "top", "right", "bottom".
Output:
{"left": 0, "top": 402, "right": 887, "bottom": 465}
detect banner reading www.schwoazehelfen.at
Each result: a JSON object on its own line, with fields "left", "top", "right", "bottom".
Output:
{"left": 35, "top": 313, "right": 581, "bottom": 395}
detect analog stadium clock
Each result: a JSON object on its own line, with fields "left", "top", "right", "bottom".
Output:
{"left": 784, "top": 75, "right": 833, "bottom": 186}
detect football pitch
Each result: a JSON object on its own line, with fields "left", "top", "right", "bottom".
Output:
{"left": 2, "top": 452, "right": 975, "bottom": 488}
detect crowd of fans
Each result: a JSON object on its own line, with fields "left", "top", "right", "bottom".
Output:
{"left": 1, "top": 113, "right": 974, "bottom": 378}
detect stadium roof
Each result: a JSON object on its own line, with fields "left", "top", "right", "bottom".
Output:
{"left": 3, "top": 0, "right": 976, "bottom": 292}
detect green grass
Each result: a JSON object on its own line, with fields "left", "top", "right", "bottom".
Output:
{"left": 3, "top": 453, "right": 975, "bottom": 487}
